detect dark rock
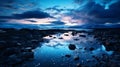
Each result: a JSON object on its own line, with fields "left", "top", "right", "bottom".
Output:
{"left": 92, "top": 55, "right": 100, "bottom": 61}
{"left": 49, "top": 35, "right": 52, "bottom": 37}
{"left": 3, "top": 48, "right": 20, "bottom": 56}
{"left": 21, "top": 47, "right": 32, "bottom": 52}
{"left": 76, "top": 63, "right": 81, "bottom": 67}
{"left": 20, "top": 52, "right": 34, "bottom": 60}
{"left": 39, "top": 39, "right": 45, "bottom": 42}
{"left": 86, "top": 59, "right": 90, "bottom": 62}
{"left": 71, "top": 32, "right": 77, "bottom": 36}
{"left": 31, "top": 39, "right": 39, "bottom": 44}
{"left": 68, "top": 44, "right": 76, "bottom": 50}
{"left": 0, "top": 30, "right": 6, "bottom": 33}
{"left": 64, "top": 34, "right": 69, "bottom": 36}
{"left": 6, "top": 54, "right": 22, "bottom": 65}
{"left": 59, "top": 37, "right": 63, "bottom": 39}
{"left": 74, "top": 56, "right": 79, "bottom": 61}
{"left": 53, "top": 37, "right": 56, "bottom": 39}
{"left": 79, "top": 35, "right": 86, "bottom": 37}
{"left": 74, "top": 39, "right": 79, "bottom": 41}
{"left": 84, "top": 47, "right": 87, "bottom": 50}
{"left": 16, "top": 42, "right": 22, "bottom": 46}
{"left": 89, "top": 47, "right": 95, "bottom": 51}
{"left": 65, "top": 54, "right": 71, "bottom": 58}
{"left": 0, "top": 41, "right": 6, "bottom": 50}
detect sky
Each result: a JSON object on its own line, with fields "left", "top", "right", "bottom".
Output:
{"left": 0, "top": 0, "right": 120, "bottom": 29}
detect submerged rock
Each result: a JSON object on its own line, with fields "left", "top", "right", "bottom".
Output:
{"left": 74, "top": 56, "right": 79, "bottom": 61}
{"left": 89, "top": 47, "right": 95, "bottom": 51}
{"left": 68, "top": 44, "right": 76, "bottom": 50}
{"left": 65, "top": 54, "right": 71, "bottom": 58}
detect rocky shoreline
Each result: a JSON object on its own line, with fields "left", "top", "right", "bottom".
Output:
{"left": 0, "top": 28, "right": 120, "bottom": 67}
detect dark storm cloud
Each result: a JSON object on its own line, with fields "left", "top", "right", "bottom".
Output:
{"left": 87, "top": 1, "right": 120, "bottom": 23}
{"left": 0, "top": 16, "right": 13, "bottom": 19}
{"left": 0, "top": 0, "right": 15, "bottom": 7}
{"left": 0, "top": 20, "right": 7, "bottom": 22}
{"left": 71, "top": 0, "right": 120, "bottom": 24}
{"left": 13, "top": 10, "right": 52, "bottom": 19}
{"left": 0, "top": 10, "right": 52, "bottom": 19}
{"left": 0, "top": 4, "right": 17, "bottom": 9}
{"left": 0, "top": 0, "right": 17, "bottom": 10}
{"left": 51, "top": 21, "right": 65, "bottom": 25}
{"left": 0, "top": 0, "right": 15, "bottom": 5}
{"left": 87, "top": 1, "right": 120, "bottom": 18}
{"left": 0, "top": 0, "right": 39, "bottom": 16}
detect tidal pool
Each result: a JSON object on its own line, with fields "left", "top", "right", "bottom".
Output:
{"left": 25, "top": 31, "right": 113, "bottom": 67}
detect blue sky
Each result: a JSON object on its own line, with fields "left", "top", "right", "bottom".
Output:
{"left": 0, "top": 0, "right": 120, "bottom": 29}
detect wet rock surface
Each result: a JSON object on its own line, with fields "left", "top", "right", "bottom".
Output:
{"left": 93, "top": 29, "right": 120, "bottom": 52}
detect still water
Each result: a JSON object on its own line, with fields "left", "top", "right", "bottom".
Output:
{"left": 25, "top": 31, "right": 113, "bottom": 67}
